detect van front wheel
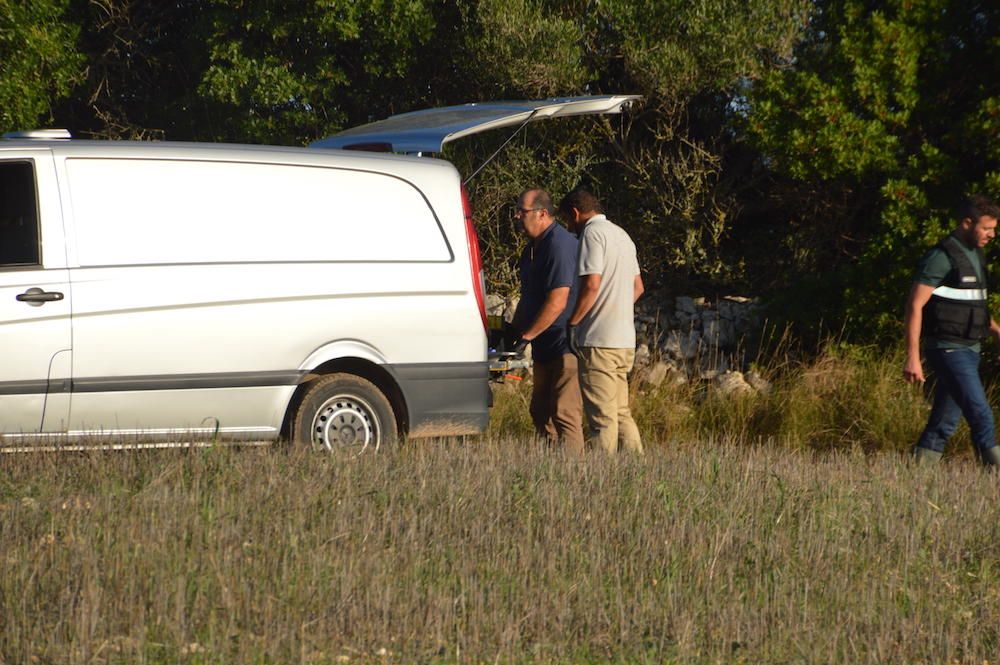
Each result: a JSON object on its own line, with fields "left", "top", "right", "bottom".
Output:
{"left": 292, "top": 374, "right": 398, "bottom": 452}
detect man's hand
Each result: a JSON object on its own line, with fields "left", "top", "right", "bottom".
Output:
{"left": 512, "top": 338, "right": 529, "bottom": 356}
{"left": 567, "top": 325, "right": 579, "bottom": 356}
{"left": 903, "top": 356, "right": 925, "bottom": 384}
{"left": 903, "top": 283, "right": 933, "bottom": 384}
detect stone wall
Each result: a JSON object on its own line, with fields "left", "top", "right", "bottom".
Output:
{"left": 487, "top": 289, "right": 770, "bottom": 395}
{"left": 632, "top": 290, "right": 769, "bottom": 394}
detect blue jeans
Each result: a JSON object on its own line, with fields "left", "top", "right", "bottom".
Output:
{"left": 915, "top": 347, "right": 997, "bottom": 456}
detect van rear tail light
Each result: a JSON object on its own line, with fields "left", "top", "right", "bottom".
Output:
{"left": 461, "top": 185, "right": 489, "bottom": 332}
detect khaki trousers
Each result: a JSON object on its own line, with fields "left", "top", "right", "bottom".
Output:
{"left": 530, "top": 353, "right": 585, "bottom": 456}
{"left": 577, "top": 347, "right": 643, "bottom": 455}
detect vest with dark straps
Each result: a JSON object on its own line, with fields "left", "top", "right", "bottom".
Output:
{"left": 922, "top": 235, "right": 990, "bottom": 344}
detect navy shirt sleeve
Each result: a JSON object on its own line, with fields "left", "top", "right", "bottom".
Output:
{"left": 542, "top": 231, "right": 577, "bottom": 292}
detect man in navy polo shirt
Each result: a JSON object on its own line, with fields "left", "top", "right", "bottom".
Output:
{"left": 511, "top": 188, "right": 584, "bottom": 455}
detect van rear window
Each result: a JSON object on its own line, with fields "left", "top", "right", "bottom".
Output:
{"left": 0, "top": 161, "right": 40, "bottom": 268}
{"left": 66, "top": 158, "right": 452, "bottom": 266}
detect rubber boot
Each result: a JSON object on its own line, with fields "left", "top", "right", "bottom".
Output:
{"left": 979, "top": 445, "right": 1000, "bottom": 467}
{"left": 912, "top": 446, "right": 943, "bottom": 465}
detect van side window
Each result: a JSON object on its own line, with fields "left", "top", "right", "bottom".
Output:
{"left": 0, "top": 161, "right": 40, "bottom": 268}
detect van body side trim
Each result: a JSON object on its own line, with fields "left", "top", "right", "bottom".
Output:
{"left": 71, "top": 370, "right": 308, "bottom": 392}
{"left": 0, "top": 371, "right": 307, "bottom": 395}
{"left": 0, "top": 380, "right": 51, "bottom": 395}
{"left": 0, "top": 364, "right": 488, "bottom": 396}
{"left": 0, "top": 362, "right": 491, "bottom": 437}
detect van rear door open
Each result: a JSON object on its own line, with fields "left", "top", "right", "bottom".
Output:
{"left": 310, "top": 95, "right": 641, "bottom": 155}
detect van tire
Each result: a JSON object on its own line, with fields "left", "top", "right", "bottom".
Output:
{"left": 292, "top": 373, "right": 398, "bottom": 452}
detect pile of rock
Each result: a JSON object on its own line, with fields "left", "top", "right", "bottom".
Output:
{"left": 486, "top": 290, "right": 771, "bottom": 396}
{"left": 631, "top": 292, "right": 769, "bottom": 395}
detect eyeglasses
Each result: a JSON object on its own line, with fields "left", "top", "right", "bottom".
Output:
{"left": 514, "top": 207, "right": 544, "bottom": 216}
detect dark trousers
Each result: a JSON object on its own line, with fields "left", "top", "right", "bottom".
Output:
{"left": 915, "top": 347, "right": 997, "bottom": 457}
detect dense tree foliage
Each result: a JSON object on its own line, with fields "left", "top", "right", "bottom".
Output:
{"left": 1, "top": 0, "right": 996, "bottom": 341}
{"left": 0, "top": 0, "right": 82, "bottom": 129}
{"left": 450, "top": 0, "right": 809, "bottom": 288}
{"left": 55, "top": 1, "right": 209, "bottom": 139}
{"left": 746, "top": 0, "right": 1000, "bottom": 338}
{"left": 196, "top": 0, "right": 446, "bottom": 144}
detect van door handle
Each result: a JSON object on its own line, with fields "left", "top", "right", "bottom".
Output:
{"left": 16, "top": 288, "right": 65, "bottom": 305}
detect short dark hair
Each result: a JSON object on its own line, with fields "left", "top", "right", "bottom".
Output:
{"left": 958, "top": 194, "right": 1000, "bottom": 223}
{"left": 558, "top": 188, "right": 603, "bottom": 218}
{"left": 524, "top": 189, "right": 554, "bottom": 216}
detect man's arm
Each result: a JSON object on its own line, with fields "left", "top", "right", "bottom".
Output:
{"left": 568, "top": 274, "right": 601, "bottom": 326}
{"left": 903, "top": 283, "right": 934, "bottom": 383}
{"left": 520, "top": 287, "right": 570, "bottom": 341}
{"left": 633, "top": 274, "right": 644, "bottom": 303}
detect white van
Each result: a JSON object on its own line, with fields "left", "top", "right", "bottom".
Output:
{"left": 0, "top": 95, "right": 637, "bottom": 450}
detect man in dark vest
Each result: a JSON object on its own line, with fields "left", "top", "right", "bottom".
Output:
{"left": 904, "top": 194, "right": 1000, "bottom": 464}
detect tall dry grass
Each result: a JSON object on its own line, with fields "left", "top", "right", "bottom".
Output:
{"left": 626, "top": 341, "right": 983, "bottom": 457}
{"left": 3, "top": 437, "right": 1000, "bottom": 663}
{"left": 3, "top": 344, "right": 1000, "bottom": 663}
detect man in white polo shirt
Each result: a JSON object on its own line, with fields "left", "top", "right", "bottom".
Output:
{"left": 560, "top": 188, "right": 644, "bottom": 455}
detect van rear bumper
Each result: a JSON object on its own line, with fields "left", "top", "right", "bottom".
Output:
{"left": 388, "top": 362, "right": 490, "bottom": 437}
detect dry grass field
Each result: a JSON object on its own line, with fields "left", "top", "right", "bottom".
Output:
{"left": 3, "top": 346, "right": 1000, "bottom": 663}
